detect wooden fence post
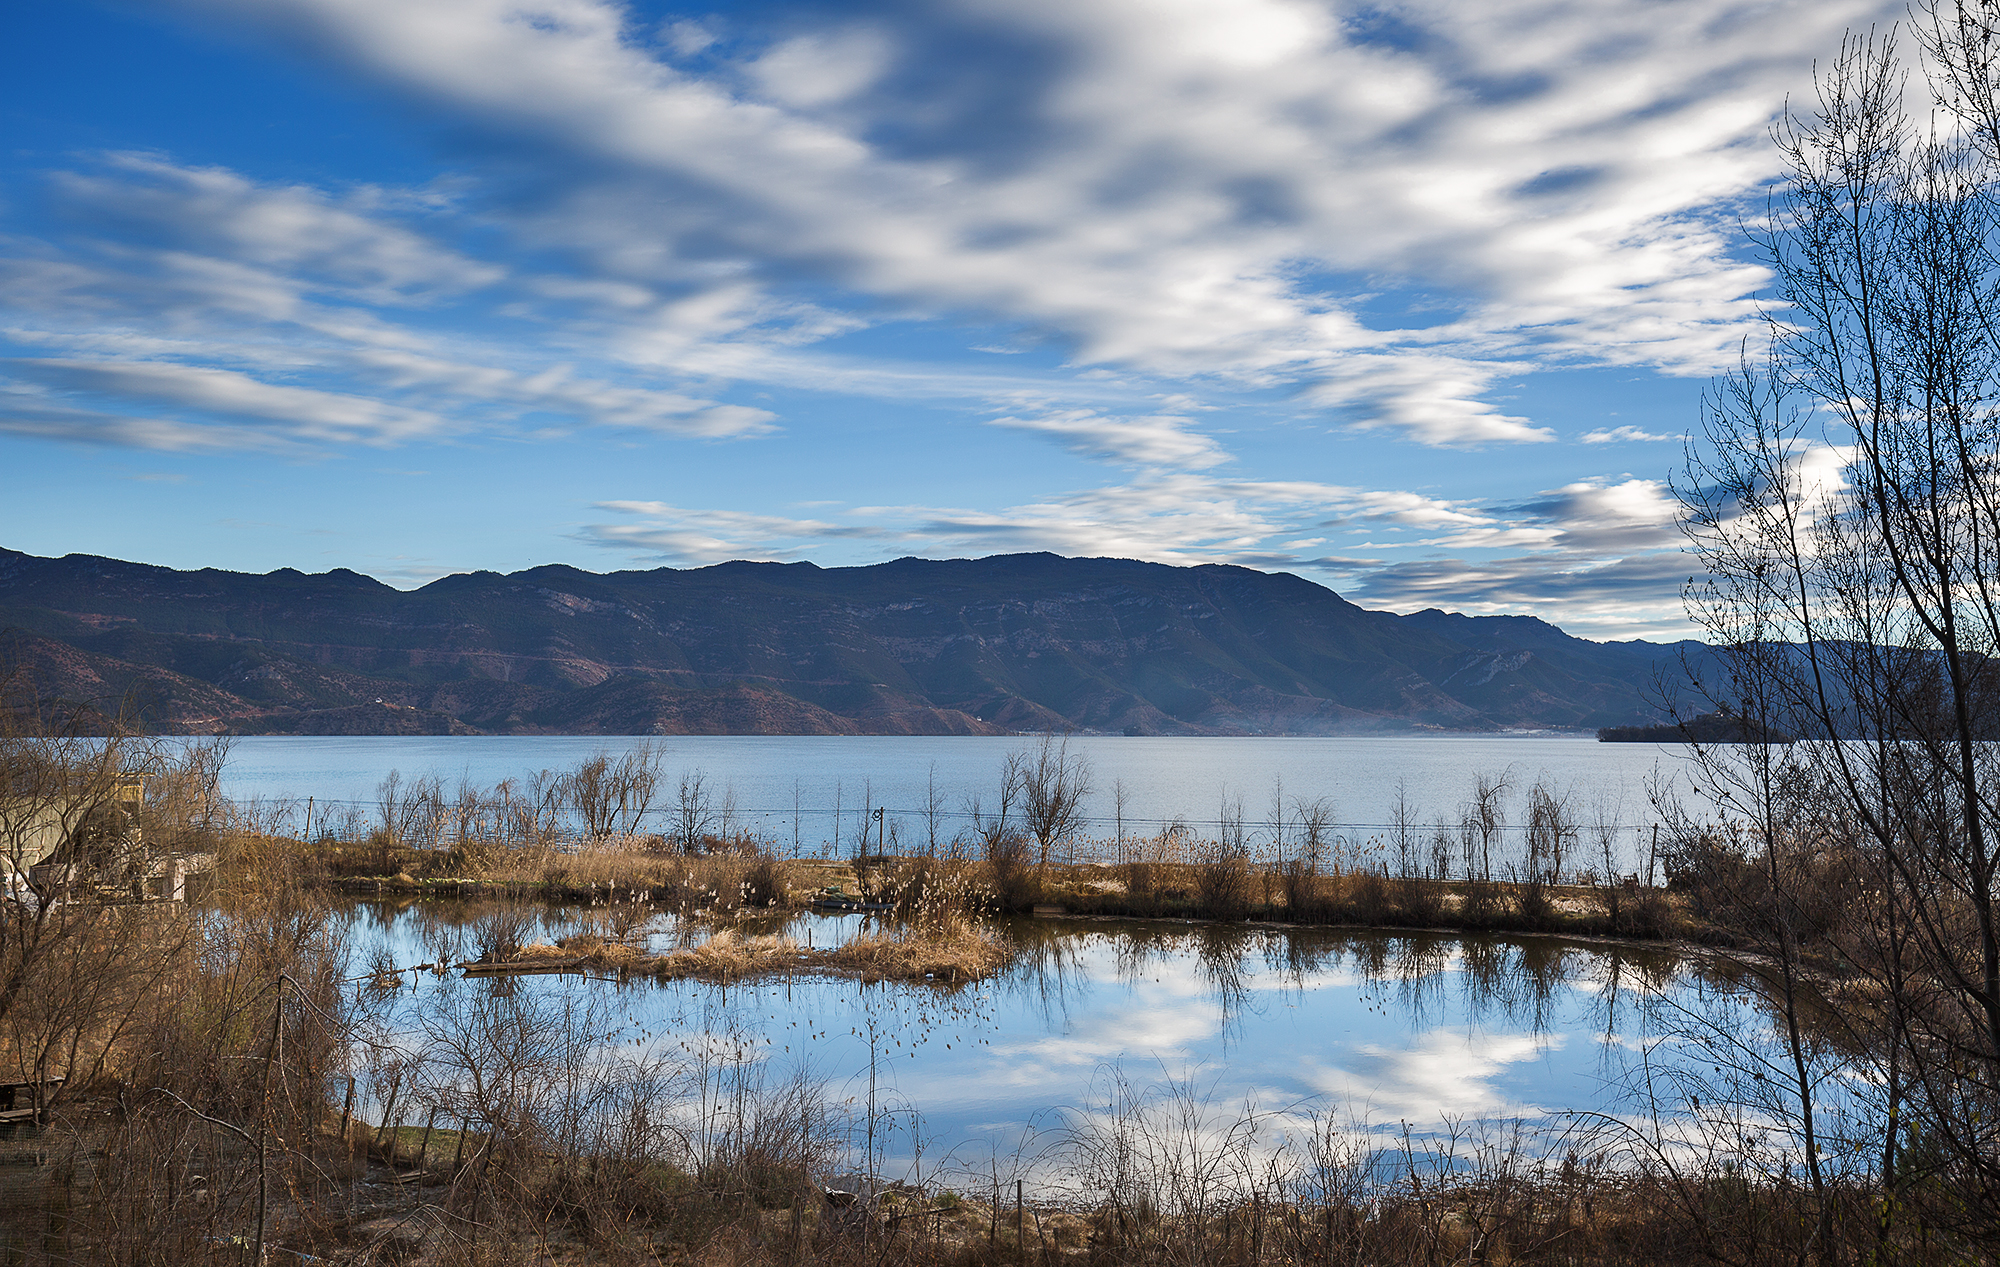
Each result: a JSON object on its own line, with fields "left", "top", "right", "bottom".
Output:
{"left": 1016, "top": 1179, "right": 1024, "bottom": 1262}
{"left": 418, "top": 1107, "right": 439, "bottom": 1174}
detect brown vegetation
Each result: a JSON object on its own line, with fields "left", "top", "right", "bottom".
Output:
{"left": 0, "top": 720, "right": 1964, "bottom": 1266}
{"left": 210, "top": 731, "right": 1700, "bottom": 944}
{"left": 472, "top": 915, "right": 1010, "bottom": 987}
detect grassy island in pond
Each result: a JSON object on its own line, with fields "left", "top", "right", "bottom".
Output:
{"left": 466, "top": 919, "right": 1008, "bottom": 985}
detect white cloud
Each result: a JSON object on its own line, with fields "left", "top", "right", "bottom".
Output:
{"left": 0, "top": 156, "right": 780, "bottom": 446}
{"left": 748, "top": 30, "right": 893, "bottom": 108}
{"left": 987, "top": 410, "right": 1231, "bottom": 469}
{"left": 571, "top": 467, "right": 1700, "bottom": 640}
{"left": 155, "top": 0, "right": 1895, "bottom": 444}
{"left": 339, "top": 348, "right": 777, "bottom": 437}
{"left": 0, "top": 396, "right": 248, "bottom": 452}
{"left": 1350, "top": 552, "right": 1699, "bottom": 640}
{"left": 573, "top": 472, "right": 1707, "bottom": 639}
{"left": 1335, "top": 475, "right": 1697, "bottom": 636}
{"left": 1393, "top": 477, "right": 1682, "bottom": 554}
{"left": 1518, "top": 477, "right": 1684, "bottom": 553}
{"left": 1583, "top": 425, "right": 1682, "bottom": 443}
{"left": 892, "top": 478, "right": 1487, "bottom": 564}
{"left": 51, "top": 153, "right": 501, "bottom": 302}
{"left": 579, "top": 502, "right": 888, "bottom": 564}
{"left": 1303, "top": 355, "right": 1553, "bottom": 446}
{"left": 1305, "top": 1028, "right": 1560, "bottom": 1121}
{"left": 584, "top": 475, "right": 1490, "bottom": 571}
{"left": 2, "top": 358, "right": 447, "bottom": 446}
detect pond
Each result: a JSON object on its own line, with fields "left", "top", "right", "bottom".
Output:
{"left": 342, "top": 898, "right": 1740, "bottom": 1190}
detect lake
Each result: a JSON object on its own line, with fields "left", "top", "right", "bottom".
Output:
{"left": 223, "top": 735, "right": 1694, "bottom": 875}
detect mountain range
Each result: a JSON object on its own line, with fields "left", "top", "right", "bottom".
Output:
{"left": 0, "top": 547, "right": 1701, "bottom": 736}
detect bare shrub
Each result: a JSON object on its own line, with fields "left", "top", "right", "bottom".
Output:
{"left": 982, "top": 830, "right": 1039, "bottom": 911}
{"left": 73, "top": 865, "right": 353, "bottom": 1264}
{"left": 742, "top": 852, "right": 785, "bottom": 908}
{"left": 1279, "top": 854, "right": 1327, "bottom": 922}
{"left": 510, "top": 767, "right": 570, "bottom": 849}
{"left": 934, "top": 761, "right": 1025, "bottom": 915}
{"left": 1195, "top": 837, "right": 1252, "bottom": 921}
{"left": 472, "top": 905, "right": 533, "bottom": 962}
{"left": 1460, "top": 877, "right": 1503, "bottom": 927}
{"left": 1343, "top": 869, "right": 1392, "bottom": 925}
{"left": 1429, "top": 819, "right": 1453, "bottom": 880}
{"left": 1391, "top": 877, "right": 1441, "bottom": 925}
{"left": 1613, "top": 885, "right": 1677, "bottom": 940}
{"left": 1510, "top": 864, "right": 1558, "bottom": 929}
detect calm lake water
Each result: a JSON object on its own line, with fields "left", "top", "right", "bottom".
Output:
{"left": 227, "top": 735, "right": 1693, "bottom": 874}
{"left": 346, "top": 900, "right": 1730, "bottom": 1189}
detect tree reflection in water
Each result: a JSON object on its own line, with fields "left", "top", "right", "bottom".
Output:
{"left": 336, "top": 899, "right": 1757, "bottom": 1183}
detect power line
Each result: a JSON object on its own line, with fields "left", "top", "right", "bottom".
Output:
{"left": 232, "top": 794, "right": 1659, "bottom": 835}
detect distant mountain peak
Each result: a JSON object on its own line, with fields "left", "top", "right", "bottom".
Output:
{"left": 0, "top": 546, "right": 1695, "bottom": 736}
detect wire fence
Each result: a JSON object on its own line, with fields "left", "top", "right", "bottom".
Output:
{"left": 228, "top": 790, "right": 1669, "bottom": 882}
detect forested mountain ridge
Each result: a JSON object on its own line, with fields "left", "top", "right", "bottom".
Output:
{"left": 0, "top": 548, "right": 1698, "bottom": 735}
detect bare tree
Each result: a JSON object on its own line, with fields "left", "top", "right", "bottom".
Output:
{"left": 1216, "top": 792, "right": 1246, "bottom": 855}
{"left": 792, "top": 776, "right": 803, "bottom": 857}
{"left": 1521, "top": 779, "right": 1574, "bottom": 886}
{"left": 1462, "top": 770, "right": 1510, "bottom": 881}
{"left": 1293, "top": 796, "right": 1336, "bottom": 872}
{"left": 400, "top": 772, "right": 448, "bottom": 852}
{"left": 1264, "top": 775, "right": 1287, "bottom": 857}
{"left": 1112, "top": 777, "right": 1131, "bottom": 863}
{"left": 854, "top": 778, "right": 876, "bottom": 860}
{"left": 373, "top": 768, "right": 404, "bottom": 872}
{"left": 669, "top": 768, "right": 719, "bottom": 854}
{"left": 1018, "top": 735, "right": 1092, "bottom": 868}
{"left": 510, "top": 767, "right": 570, "bottom": 848}
{"left": 966, "top": 752, "right": 1025, "bottom": 856}
{"left": 451, "top": 774, "right": 488, "bottom": 852}
{"left": 568, "top": 754, "right": 618, "bottom": 841}
{"left": 923, "top": 762, "right": 944, "bottom": 855}
{"left": 1390, "top": 778, "right": 1419, "bottom": 879}
{"left": 611, "top": 744, "right": 664, "bottom": 836}
{"left": 1588, "top": 791, "right": 1625, "bottom": 885}
{"left": 1675, "top": 8, "right": 2000, "bottom": 1245}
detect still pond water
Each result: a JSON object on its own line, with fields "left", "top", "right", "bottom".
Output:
{"left": 345, "top": 899, "right": 1735, "bottom": 1187}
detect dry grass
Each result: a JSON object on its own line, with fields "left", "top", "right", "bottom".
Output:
{"left": 473, "top": 917, "right": 1010, "bottom": 987}
{"left": 817, "top": 914, "right": 1008, "bottom": 983}
{"left": 649, "top": 928, "right": 803, "bottom": 981}
{"left": 309, "top": 829, "right": 1685, "bottom": 942}
{"left": 1025, "top": 858, "right": 1685, "bottom": 937}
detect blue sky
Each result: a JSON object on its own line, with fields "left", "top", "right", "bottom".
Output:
{"left": 0, "top": 0, "right": 1898, "bottom": 639}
